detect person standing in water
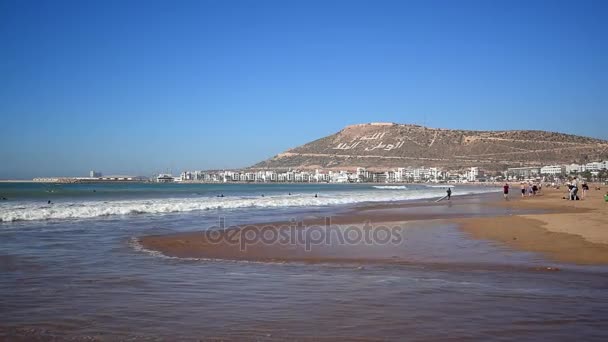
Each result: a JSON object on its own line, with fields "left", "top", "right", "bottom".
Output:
{"left": 503, "top": 183, "right": 509, "bottom": 200}
{"left": 446, "top": 187, "right": 452, "bottom": 200}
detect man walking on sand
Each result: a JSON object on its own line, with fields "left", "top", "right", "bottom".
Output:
{"left": 503, "top": 183, "right": 509, "bottom": 200}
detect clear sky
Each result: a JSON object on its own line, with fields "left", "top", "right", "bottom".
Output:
{"left": 1, "top": 0, "right": 606, "bottom": 178}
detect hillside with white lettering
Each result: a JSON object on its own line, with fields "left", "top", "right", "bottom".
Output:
{"left": 251, "top": 123, "right": 608, "bottom": 171}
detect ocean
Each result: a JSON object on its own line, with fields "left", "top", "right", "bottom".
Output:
{"left": 1, "top": 183, "right": 607, "bottom": 340}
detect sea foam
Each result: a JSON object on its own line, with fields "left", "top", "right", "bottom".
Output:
{"left": 0, "top": 188, "right": 499, "bottom": 222}
{"left": 373, "top": 185, "right": 408, "bottom": 190}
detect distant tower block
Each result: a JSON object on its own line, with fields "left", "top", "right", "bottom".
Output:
{"left": 90, "top": 170, "right": 102, "bottom": 178}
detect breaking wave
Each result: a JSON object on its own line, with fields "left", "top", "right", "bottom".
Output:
{"left": 0, "top": 188, "right": 499, "bottom": 222}
{"left": 373, "top": 186, "right": 408, "bottom": 190}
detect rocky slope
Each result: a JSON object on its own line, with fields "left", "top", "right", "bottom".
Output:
{"left": 251, "top": 123, "right": 608, "bottom": 171}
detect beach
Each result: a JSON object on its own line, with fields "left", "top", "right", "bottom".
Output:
{"left": 458, "top": 186, "right": 608, "bottom": 264}
{"left": 2, "top": 182, "right": 608, "bottom": 340}
{"left": 140, "top": 185, "right": 608, "bottom": 266}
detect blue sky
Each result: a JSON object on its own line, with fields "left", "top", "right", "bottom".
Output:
{"left": 1, "top": 0, "right": 606, "bottom": 178}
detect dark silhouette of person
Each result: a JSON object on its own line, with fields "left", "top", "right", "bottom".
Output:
{"left": 446, "top": 188, "right": 452, "bottom": 200}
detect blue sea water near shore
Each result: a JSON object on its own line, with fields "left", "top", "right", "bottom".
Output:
{"left": 1, "top": 183, "right": 608, "bottom": 340}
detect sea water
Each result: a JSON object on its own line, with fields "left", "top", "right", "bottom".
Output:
{"left": 1, "top": 183, "right": 607, "bottom": 340}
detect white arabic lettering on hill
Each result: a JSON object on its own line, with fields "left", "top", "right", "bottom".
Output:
{"left": 333, "top": 141, "right": 361, "bottom": 150}
{"left": 364, "top": 141, "right": 404, "bottom": 151}
{"left": 360, "top": 132, "right": 385, "bottom": 140}
{"left": 332, "top": 132, "right": 404, "bottom": 151}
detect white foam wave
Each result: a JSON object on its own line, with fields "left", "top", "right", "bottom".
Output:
{"left": 0, "top": 188, "right": 500, "bottom": 222}
{"left": 372, "top": 186, "right": 408, "bottom": 190}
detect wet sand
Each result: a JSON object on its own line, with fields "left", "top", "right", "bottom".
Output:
{"left": 139, "top": 193, "right": 511, "bottom": 262}
{"left": 139, "top": 187, "right": 608, "bottom": 265}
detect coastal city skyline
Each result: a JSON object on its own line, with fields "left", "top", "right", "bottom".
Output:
{"left": 1, "top": 0, "right": 607, "bottom": 179}
{"left": 3, "top": 122, "right": 608, "bottom": 180}
{"left": 4, "top": 127, "right": 608, "bottom": 180}
{"left": 29, "top": 158, "right": 608, "bottom": 185}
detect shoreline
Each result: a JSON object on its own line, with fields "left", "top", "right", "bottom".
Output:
{"left": 139, "top": 186, "right": 608, "bottom": 265}
{"left": 1, "top": 179, "right": 502, "bottom": 186}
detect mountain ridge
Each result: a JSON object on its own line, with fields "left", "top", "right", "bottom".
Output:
{"left": 250, "top": 123, "right": 608, "bottom": 171}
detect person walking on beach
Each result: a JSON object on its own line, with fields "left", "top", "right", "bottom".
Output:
{"left": 582, "top": 181, "right": 589, "bottom": 199}
{"left": 571, "top": 177, "right": 579, "bottom": 200}
{"left": 446, "top": 187, "right": 452, "bottom": 200}
{"left": 520, "top": 183, "right": 526, "bottom": 198}
{"left": 503, "top": 183, "right": 509, "bottom": 200}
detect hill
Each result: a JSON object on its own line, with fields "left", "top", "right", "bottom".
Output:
{"left": 251, "top": 123, "right": 608, "bottom": 171}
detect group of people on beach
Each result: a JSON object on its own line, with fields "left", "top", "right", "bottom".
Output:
{"left": 501, "top": 175, "right": 606, "bottom": 202}
{"left": 564, "top": 176, "right": 590, "bottom": 201}
{"left": 502, "top": 182, "right": 541, "bottom": 200}
{"left": 520, "top": 182, "right": 541, "bottom": 198}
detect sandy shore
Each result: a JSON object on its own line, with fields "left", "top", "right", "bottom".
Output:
{"left": 139, "top": 187, "right": 608, "bottom": 265}
{"left": 457, "top": 186, "right": 608, "bottom": 264}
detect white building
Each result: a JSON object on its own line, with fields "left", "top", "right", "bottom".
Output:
{"left": 330, "top": 170, "right": 349, "bottom": 183}
{"left": 429, "top": 168, "right": 443, "bottom": 182}
{"left": 540, "top": 165, "right": 566, "bottom": 175}
{"left": 467, "top": 167, "right": 479, "bottom": 182}
{"left": 565, "top": 164, "right": 584, "bottom": 174}
{"left": 409, "top": 167, "right": 431, "bottom": 182}
{"left": 156, "top": 174, "right": 174, "bottom": 183}
{"left": 507, "top": 167, "right": 540, "bottom": 179}
{"left": 585, "top": 161, "right": 607, "bottom": 172}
